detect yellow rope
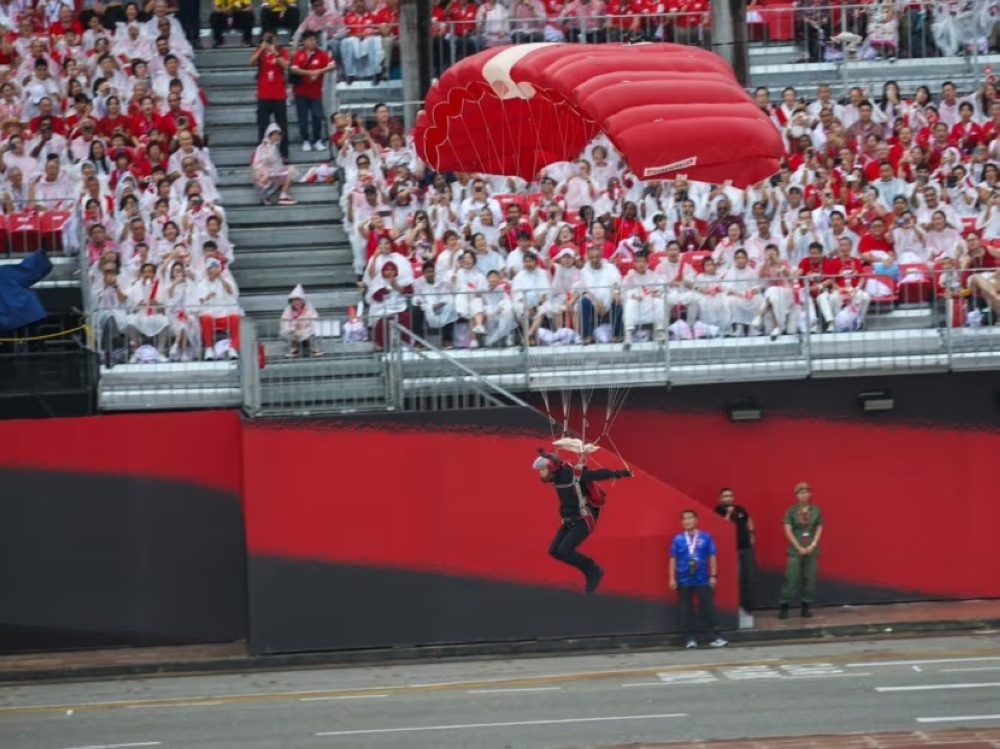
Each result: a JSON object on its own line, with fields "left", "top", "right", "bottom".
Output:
{"left": 0, "top": 324, "right": 91, "bottom": 344}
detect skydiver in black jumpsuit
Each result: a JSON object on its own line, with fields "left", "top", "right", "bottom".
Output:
{"left": 533, "top": 451, "right": 633, "bottom": 593}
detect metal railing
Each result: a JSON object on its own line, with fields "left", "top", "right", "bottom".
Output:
{"left": 235, "top": 269, "right": 1000, "bottom": 414}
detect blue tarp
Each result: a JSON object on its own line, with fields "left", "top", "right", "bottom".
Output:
{"left": 0, "top": 250, "right": 53, "bottom": 332}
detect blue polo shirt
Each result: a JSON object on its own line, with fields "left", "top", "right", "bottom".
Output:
{"left": 671, "top": 530, "right": 717, "bottom": 587}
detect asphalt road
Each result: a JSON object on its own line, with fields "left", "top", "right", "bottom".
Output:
{"left": 2, "top": 633, "right": 1000, "bottom": 749}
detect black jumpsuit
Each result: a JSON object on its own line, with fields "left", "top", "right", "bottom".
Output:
{"left": 547, "top": 464, "right": 623, "bottom": 586}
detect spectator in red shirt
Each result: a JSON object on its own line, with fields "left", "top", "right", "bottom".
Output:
{"left": 950, "top": 101, "right": 983, "bottom": 156}
{"left": 827, "top": 237, "right": 872, "bottom": 331}
{"left": 251, "top": 32, "right": 290, "bottom": 160}
{"left": 29, "top": 98, "right": 66, "bottom": 136}
{"left": 374, "top": 0, "right": 400, "bottom": 84}
{"left": 132, "top": 96, "right": 175, "bottom": 143}
{"left": 367, "top": 102, "right": 405, "bottom": 148}
{"left": 447, "top": 0, "right": 480, "bottom": 63}
{"left": 342, "top": 0, "right": 384, "bottom": 84}
{"left": 796, "top": 242, "right": 838, "bottom": 331}
{"left": 612, "top": 201, "right": 648, "bottom": 245}
{"left": 858, "top": 217, "right": 896, "bottom": 264}
{"left": 291, "top": 31, "right": 335, "bottom": 152}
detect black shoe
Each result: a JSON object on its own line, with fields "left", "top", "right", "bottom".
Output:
{"left": 801, "top": 604, "right": 813, "bottom": 618}
{"left": 778, "top": 604, "right": 789, "bottom": 619}
{"left": 585, "top": 567, "right": 605, "bottom": 594}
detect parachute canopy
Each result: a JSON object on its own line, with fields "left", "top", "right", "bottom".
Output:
{"left": 413, "top": 43, "right": 784, "bottom": 188}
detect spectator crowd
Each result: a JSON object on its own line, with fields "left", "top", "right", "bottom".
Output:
{"left": 0, "top": 0, "right": 253, "bottom": 364}
{"left": 332, "top": 81, "right": 1000, "bottom": 350}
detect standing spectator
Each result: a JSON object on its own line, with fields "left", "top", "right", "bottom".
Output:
{"left": 210, "top": 0, "right": 255, "bottom": 48}
{"left": 779, "top": 482, "right": 824, "bottom": 619}
{"left": 291, "top": 31, "right": 335, "bottom": 152}
{"left": 251, "top": 33, "right": 290, "bottom": 161}
{"left": 261, "top": 0, "right": 301, "bottom": 35}
{"left": 669, "top": 509, "right": 727, "bottom": 649}
{"left": 280, "top": 284, "right": 322, "bottom": 357}
{"left": 714, "top": 488, "right": 756, "bottom": 614}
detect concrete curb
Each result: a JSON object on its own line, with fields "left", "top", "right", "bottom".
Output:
{"left": 3, "top": 617, "right": 998, "bottom": 685}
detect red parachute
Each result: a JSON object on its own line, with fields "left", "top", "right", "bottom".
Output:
{"left": 413, "top": 43, "right": 784, "bottom": 188}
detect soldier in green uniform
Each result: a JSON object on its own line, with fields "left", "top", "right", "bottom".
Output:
{"left": 779, "top": 482, "right": 824, "bottom": 619}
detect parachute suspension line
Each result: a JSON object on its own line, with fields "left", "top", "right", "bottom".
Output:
{"left": 560, "top": 388, "right": 571, "bottom": 440}
{"left": 468, "top": 86, "right": 505, "bottom": 181}
{"left": 539, "top": 387, "right": 559, "bottom": 444}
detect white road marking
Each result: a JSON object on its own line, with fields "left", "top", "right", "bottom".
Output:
{"left": 467, "top": 687, "right": 563, "bottom": 694}
{"left": 127, "top": 702, "right": 222, "bottom": 710}
{"left": 62, "top": 744, "right": 162, "bottom": 749}
{"left": 315, "top": 712, "right": 688, "bottom": 737}
{"left": 627, "top": 671, "right": 870, "bottom": 688}
{"left": 781, "top": 663, "right": 844, "bottom": 677}
{"left": 916, "top": 715, "right": 1000, "bottom": 724}
{"left": 847, "top": 656, "right": 1000, "bottom": 669}
{"left": 656, "top": 670, "right": 719, "bottom": 684}
{"left": 301, "top": 695, "right": 389, "bottom": 702}
{"left": 912, "top": 666, "right": 923, "bottom": 672}
{"left": 941, "top": 666, "right": 1000, "bottom": 674}
{"left": 876, "top": 682, "right": 1000, "bottom": 693}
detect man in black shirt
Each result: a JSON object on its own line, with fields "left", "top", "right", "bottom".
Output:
{"left": 714, "top": 487, "right": 756, "bottom": 612}
{"left": 534, "top": 450, "right": 632, "bottom": 594}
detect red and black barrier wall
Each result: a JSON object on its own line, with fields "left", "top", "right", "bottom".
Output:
{"left": 0, "top": 412, "right": 248, "bottom": 654}
{"left": 241, "top": 409, "right": 737, "bottom": 655}
{"left": 3, "top": 371, "right": 997, "bottom": 656}
{"left": 608, "top": 371, "right": 1000, "bottom": 609}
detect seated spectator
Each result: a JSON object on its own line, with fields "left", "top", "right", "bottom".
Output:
{"left": 280, "top": 284, "right": 323, "bottom": 357}
{"left": 622, "top": 250, "right": 666, "bottom": 345}
{"left": 261, "top": 0, "right": 301, "bottom": 36}
{"left": 577, "top": 243, "right": 623, "bottom": 343}
{"left": 754, "top": 245, "right": 798, "bottom": 340}
{"left": 197, "top": 258, "right": 241, "bottom": 360}
{"left": 723, "top": 249, "right": 764, "bottom": 336}
{"left": 252, "top": 123, "right": 297, "bottom": 205}
{"left": 366, "top": 260, "right": 411, "bottom": 351}
{"left": 510, "top": 249, "right": 550, "bottom": 343}
{"left": 411, "top": 260, "right": 458, "bottom": 349}
{"left": 341, "top": 0, "right": 384, "bottom": 84}
{"left": 210, "top": 0, "right": 255, "bottom": 47}
{"left": 126, "top": 261, "right": 170, "bottom": 363}
{"left": 163, "top": 259, "right": 201, "bottom": 361}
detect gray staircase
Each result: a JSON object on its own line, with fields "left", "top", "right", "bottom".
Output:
{"left": 197, "top": 43, "right": 398, "bottom": 413}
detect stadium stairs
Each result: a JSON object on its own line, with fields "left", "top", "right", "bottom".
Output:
{"left": 198, "top": 42, "right": 393, "bottom": 413}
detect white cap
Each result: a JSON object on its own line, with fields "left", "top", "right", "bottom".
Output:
{"left": 288, "top": 284, "right": 306, "bottom": 301}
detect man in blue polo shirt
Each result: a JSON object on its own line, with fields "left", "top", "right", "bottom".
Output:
{"left": 670, "top": 509, "right": 728, "bottom": 649}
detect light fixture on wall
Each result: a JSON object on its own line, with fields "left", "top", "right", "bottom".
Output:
{"left": 728, "top": 399, "right": 762, "bottom": 423}
{"left": 860, "top": 390, "right": 894, "bottom": 413}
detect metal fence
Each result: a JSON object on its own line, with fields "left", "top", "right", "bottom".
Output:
{"left": 236, "top": 269, "right": 1000, "bottom": 414}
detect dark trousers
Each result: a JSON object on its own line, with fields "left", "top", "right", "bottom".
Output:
{"left": 261, "top": 6, "right": 301, "bottom": 35}
{"left": 295, "top": 95, "right": 325, "bottom": 144}
{"left": 177, "top": 0, "right": 201, "bottom": 43}
{"left": 738, "top": 547, "right": 756, "bottom": 613}
{"left": 257, "top": 99, "right": 289, "bottom": 159}
{"left": 580, "top": 297, "right": 623, "bottom": 340}
{"left": 549, "top": 512, "right": 600, "bottom": 577}
{"left": 678, "top": 585, "right": 721, "bottom": 641}
{"left": 210, "top": 9, "right": 255, "bottom": 44}
{"left": 410, "top": 304, "right": 455, "bottom": 346}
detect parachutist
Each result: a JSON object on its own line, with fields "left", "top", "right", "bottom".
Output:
{"left": 533, "top": 450, "right": 633, "bottom": 594}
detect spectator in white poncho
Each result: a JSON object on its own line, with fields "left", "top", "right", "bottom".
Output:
{"left": 253, "top": 123, "right": 298, "bottom": 205}
{"left": 280, "top": 284, "right": 323, "bottom": 358}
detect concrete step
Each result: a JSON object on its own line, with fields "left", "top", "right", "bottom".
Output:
{"left": 220, "top": 183, "right": 340, "bottom": 207}
{"left": 226, "top": 203, "right": 342, "bottom": 226}
{"left": 260, "top": 377, "right": 388, "bottom": 411}
{"left": 236, "top": 245, "right": 353, "bottom": 269}
{"left": 215, "top": 167, "right": 258, "bottom": 187}
{"left": 211, "top": 144, "right": 334, "bottom": 169}
{"left": 231, "top": 223, "right": 347, "bottom": 248}
{"left": 197, "top": 46, "right": 263, "bottom": 70}
{"left": 259, "top": 354, "right": 382, "bottom": 379}
{"left": 236, "top": 267, "right": 356, "bottom": 290}
{"left": 240, "top": 288, "right": 360, "bottom": 315}
{"left": 207, "top": 104, "right": 301, "bottom": 126}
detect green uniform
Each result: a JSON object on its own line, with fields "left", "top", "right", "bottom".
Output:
{"left": 780, "top": 502, "right": 823, "bottom": 606}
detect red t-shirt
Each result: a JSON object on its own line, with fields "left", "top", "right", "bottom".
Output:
{"left": 448, "top": 3, "right": 478, "bottom": 35}
{"left": 829, "top": 256, "right": 865, "bottom": 289}
{"left": 292, "top": 49, "right": 333, "bottom": 100}
{"left": 374, "top": 7, "right": 400, "bottom": 36}
{"left": 98, "top": 114, "right": 135, "bottom": 140}
{"left": 797, "top": 257, "right": 838, "bottom": 294}
{"left": 859, "top": 233, "right": 894, "bottom": 257}
{"left": 257, "top": 49, "right": 289, "bottom": 101}
{"left": 612, "top": 216, "right": 648, "bottom": 244}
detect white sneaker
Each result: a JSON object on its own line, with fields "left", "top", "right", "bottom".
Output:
{"left": 226, "top": 347, "right": 240, "bottom": 360}
{"left": 302, "top": 141, "right": 313, "bottom": 152}
{"left": 750, "top": 314, "right": 762, "bottom": 329}
{"left": 685, "top": 639, "right": 697, "bottom": 649}
{"left": 770, "top": 326, "right": 782, "bottom": 340}
{"left": 709, "top": 637, "right": 729, "bottom": 648}
{"left": 471, "top": 324, "right": 486, "bottom": 335}
{"left": 156, "top": 352, "right": 169, "bottom": 363}
{"left": 168, "top": 344, "right": 179, "bottom": 360}
{"left": 204, "top": 348, "right": 216, "bottom": 361}
{"left": 313, "top": 140, "right": 326, "bottom": 152}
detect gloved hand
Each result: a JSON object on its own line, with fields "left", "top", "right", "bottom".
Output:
{"left": 615, "top": 469, "right": 634, "bottom": 479}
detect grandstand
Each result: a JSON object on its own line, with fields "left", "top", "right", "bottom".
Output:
{"left": 2, "top": 2, "right": 999, "bottom": 419}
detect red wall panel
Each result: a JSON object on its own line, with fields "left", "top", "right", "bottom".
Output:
{"left": 242, "top": 421, "right": 738, "bottom": 608}
{"left": 615, "top": 409, "right": 1000, "bottom": 600}
{"left": 0, "top": 411, "right": 243, "bottom": 494}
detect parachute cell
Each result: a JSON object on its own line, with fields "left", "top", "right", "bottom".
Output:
{"left": 413, "top": 43, "right": 785, "bottom": 187}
